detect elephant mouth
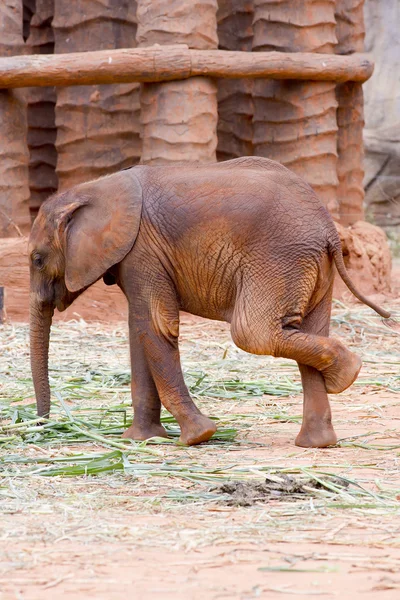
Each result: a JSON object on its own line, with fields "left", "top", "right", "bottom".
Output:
{"left": 55, "top": 287, "right": 83, "bottom": 312}
{"left": 55, "top": 300, "right": 66, "bottom": 312}
{"left": 54, "top": 280, "right": 76, "bottom": 312}
{"left": 55, "top": 296, "right": 71, "bottom": 312}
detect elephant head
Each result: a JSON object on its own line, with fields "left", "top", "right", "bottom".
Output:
{"left": 29, "top": 170, "right": 142, "bottom": 417}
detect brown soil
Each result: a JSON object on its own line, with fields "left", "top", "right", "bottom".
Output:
{"left": 3, "top": 540, "right": 400, "bottom": 600}
{"left": 0, "top": 237, "right": 128, "bottom": 322}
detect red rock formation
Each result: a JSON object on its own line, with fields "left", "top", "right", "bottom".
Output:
{"left": 53, "top": 0, "right": 140, "bottom": 190}
{"left": 26, "top": 0, "right": 58, "bottom": 221}
{"left": 336, "top": 0, "right": 365, "bottom": 226}
{"left": 334, "top": 221, "right": 392, "bottom": 297}
{"left": 216, "top": 0, "right": 253, "bottom": 161}
{"left": 23, "top": 0, "right": 35, "bottom": 42}
{"left": 252, "top": 0, "right": 339, "bottom": 217}
{"left": 137, "top": 0, "right": 218, "bottom": 164}
{"left": 0, "top": 1, "right": 30, "bottom": 237}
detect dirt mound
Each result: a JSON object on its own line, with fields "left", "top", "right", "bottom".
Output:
{"left": 334, "top": 221, "right": 392, "bottom": 298}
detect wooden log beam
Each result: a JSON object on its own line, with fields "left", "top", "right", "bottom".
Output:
{"left": 0, "top": 46, "right": 374, "bottom": 89}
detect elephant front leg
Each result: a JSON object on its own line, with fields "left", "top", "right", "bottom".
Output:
{"left": 136, "top": 313, "right": 216, "bottom": 445}
{"left": 122, "top": 315, "right": 168, "bottom": 441}
{"left": 146, "top": 330, "right": 217, "bottom": 445}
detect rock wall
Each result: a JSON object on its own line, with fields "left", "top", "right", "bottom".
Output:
{"left": 0, "top": 1, "right": 31, "bottom": 237}
{"left": 26, "top": 0, "right": 58, "bottom": 221}
{"left": 363, "top": 0, "right": 400, "bottom": 230}
{"left": 53, "top": 0, "right": 141, "bottom": 190}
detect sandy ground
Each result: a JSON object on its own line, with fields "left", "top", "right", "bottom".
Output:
{"left": 1, "top": 300, "right": 400, "bottom": 599}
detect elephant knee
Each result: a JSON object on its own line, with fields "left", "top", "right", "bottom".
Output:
{"left": 150, "top": 299, "right": 180, "bottom": 344}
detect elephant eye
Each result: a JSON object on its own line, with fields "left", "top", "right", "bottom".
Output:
{"left": 32, "top": 254, "right": 45, "bottom": 270}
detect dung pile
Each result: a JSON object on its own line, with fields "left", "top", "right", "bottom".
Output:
{"left": 218, "top": 474, "right": 349, "bottom": 507}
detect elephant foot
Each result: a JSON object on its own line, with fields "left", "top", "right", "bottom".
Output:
{"left": 323, "top": 351, "right": 362, "bottom": 394}
{"left": 122, "top": 422, "right": 168, "bottom": 441}
{"left": 179, "top": 414, "right": 217, "bottom": 446}
{"left": 295, "top": 420, "right": 337, "bottom": 448}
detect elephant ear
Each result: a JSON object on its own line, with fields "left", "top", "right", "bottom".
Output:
{"left": 61, "top": 171, "right": 142, "bottom": 293}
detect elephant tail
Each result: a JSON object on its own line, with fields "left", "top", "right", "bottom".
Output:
{"left": 328, "top": 239, "right": 391, "bottom": 319}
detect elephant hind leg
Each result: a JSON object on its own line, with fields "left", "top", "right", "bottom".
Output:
{"left": 295, "top": 364, "right": 338, "bottom": 448}
{"left": 231, "top": 295, "right": 361, "bottom": 394}
{"left": 231, "top": 285, "right": 361, "bottom": 448}
{"left": 294, "top": 284, "right": 338, "bottom": 448}
{"left": 276, "top": 328, "right": 362, "bottom": 394}
{"left": 277, "top": 287, "right": 361, "bottom": 448}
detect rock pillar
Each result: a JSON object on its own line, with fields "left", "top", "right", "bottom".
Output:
{"left": 53, "top": 0, "right": 140, "bottom": 189}
{"left": 26, "top": 0, "right": 58, "bottom": 221}
{"left": 216, "top": 0, "right": 254, "bottom": 161}
{"left": 252, "top": 0, "right": 339, "bottom": 217}
{"left": 335, "top": 0, "right": 365, "bottom": 225}
{"left": 137, "top": 0, "right": 218, "bottom": 164}
{"left": 0, "top": 1, "right": 30, "bottom": 237}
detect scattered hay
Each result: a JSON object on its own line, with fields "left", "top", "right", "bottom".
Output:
{"left": 0, "top": 303, "right": 399, "bottom": 523}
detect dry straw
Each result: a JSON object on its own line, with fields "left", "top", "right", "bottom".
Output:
{"left": 1, "top": 302, "right": 399, "bottom": 515}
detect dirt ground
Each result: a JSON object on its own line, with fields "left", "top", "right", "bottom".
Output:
{"left": 1, "top": 294, "right": 400, "bottom": 598}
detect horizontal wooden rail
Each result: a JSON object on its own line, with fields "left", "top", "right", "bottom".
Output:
{"left": 0, "top": 45, "right": 374, "bottom": 89}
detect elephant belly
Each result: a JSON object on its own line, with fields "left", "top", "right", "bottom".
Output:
{"left": 167, "top": 221, "right": 264, "bottom": 323}
{"left": 174, "top": 263, "right": 238, "bottom": 323}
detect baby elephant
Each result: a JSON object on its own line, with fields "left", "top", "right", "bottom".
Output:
{"left": 29, "top": 157, "right": 390, "bottom": 448}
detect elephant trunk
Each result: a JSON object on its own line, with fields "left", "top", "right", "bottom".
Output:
{"left": 30, "top": 295, "right": 54, "bottom": 418}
